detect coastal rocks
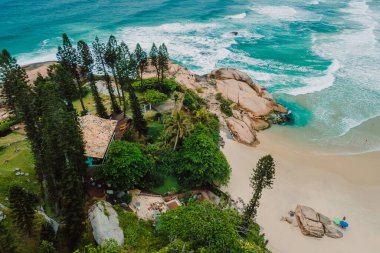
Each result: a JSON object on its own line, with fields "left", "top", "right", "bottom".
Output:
{"left": 293, "top": 205, "right": 344, "bottom": 239}
{"left": 226, "top": 117, "right": 257, "bottom": 145}
{"left": 88, "top": 201, "right": 124, "bottom": 246}
{"left": 295, "top": 205, "right": 324, "bottom": 238}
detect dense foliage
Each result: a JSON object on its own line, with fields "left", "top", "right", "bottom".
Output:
{"left": 183, "top": 89, "right": 206, "bottom": 112}
{"left": 143, "top": 89, "right": 168, "bottom": 105}
{"left": 100, "top": 141, "right": 153, "bottom": 190}
{"left": 177, "top": 123, "right": 230, "bottom": 187}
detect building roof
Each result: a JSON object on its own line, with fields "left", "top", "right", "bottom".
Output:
{"left": 79, "top": 115, "right": 117, "bottom": 159}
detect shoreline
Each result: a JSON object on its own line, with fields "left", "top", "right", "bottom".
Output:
{"left": 222, "top": 127, "right": 380, "bottom": 253}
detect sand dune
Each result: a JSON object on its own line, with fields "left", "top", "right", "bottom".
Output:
{"left": 222, "top": 127, "right": 380, "bottom": 253}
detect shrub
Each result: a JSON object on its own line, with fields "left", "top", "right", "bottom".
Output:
{"left": 177, "top": 124, "right": 231, "bottom": 187}
{"left": 216, "top": 93, "right": 233, "bottom": 117}
{"left": 0, "top": 117, "right": 18, "bottom": 136}
{"left": 183, "top": 90, "right": 206, "bottom": 112}
{"left": 144, "top": 90, "right": 168, "bottom": 105}
{"left": 144, "top": 110, "right": 158, "bottom": 121}
{"left": 132, "top": 78, "right": 178, "bottom": 95}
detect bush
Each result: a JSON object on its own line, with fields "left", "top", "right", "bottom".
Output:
{"left": 0, "top": 117, "right": 18, "bottom": 136}
{"left": 177, "top": 124, "right": 231, "bottom": 187}
{"left": 132, "top": 78, "right": 178, "bottom": 95}
{"left": 122, "top": 192, "right": 132, "bottom": 204}
{"left": 144, "top": 110, "right": 158, "bottom": 121}
{"left": 216, "top": 93, "right": 233, "bottom": 117}
{"left": 183, "top": 90, "right": 206, "bottom": 112}
{"left": 144, "top": 90, "right": 168, "bottom": 105}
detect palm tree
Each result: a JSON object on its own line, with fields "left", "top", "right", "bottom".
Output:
{"left": 164, "top": 111, "right": 193, "bottom": 150}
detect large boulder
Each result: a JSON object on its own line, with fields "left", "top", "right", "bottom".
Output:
{"left": 210, "top": 68, "right": 287, "bottom": 117}
{"left": 295, "top": 205, "right": 324, "bottom": 238}
{"left": 226, "top": 117, "right": 257, "bottom": 145}
{"left": 88, "top": 201, "right": 124, "bottom": 246}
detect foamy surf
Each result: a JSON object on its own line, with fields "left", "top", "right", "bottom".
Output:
{"left": 286, "top": 59, "right": 340, "bottom": 96}
{"left": 224, "top": 13, "right": 246, "bottom": 19}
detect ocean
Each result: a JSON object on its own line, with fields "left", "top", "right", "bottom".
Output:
{"left": 1, "top": 0, "right": 379, "bottom": 154}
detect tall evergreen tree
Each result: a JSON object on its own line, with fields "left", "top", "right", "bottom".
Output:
{"left": 36, "top": 80, "right": 86, "bottom": 250}
{"left": 115, "top": 41, "right": 130, "bottom": 116}
{"left": 158, "top": 43, "right": 169, "bottom": 83}
{"left": 92, "top": 36, "right": 121, "bottom": 114}
{"left": 149, "top": 43, "right": 160, "bottom": 83}
{"left": 56, "top": 33, "right": 87, "bottom": 114}
{"left": 125, "top": 53, "right": 147, "bottom": 135}
{"left": 105, "top": 35, "right": 122, "bottom": 105}
{"left": 244, "top": 155, "right": 275, "bottom": 226}
{"left": 134, "top": 43, "right": 148, "bottom": 86}
{"left": 47, "top": 64, "right": 77, "bottom": 112}
{"left": 9, "top": 185, "right": 40, "bottom": 235}
{"left": 77, "top": 40, "right": 108, "bottom": 118}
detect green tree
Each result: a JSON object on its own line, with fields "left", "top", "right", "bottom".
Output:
{"left": 47, "top": 64, "right": 77, "bottom": 111}
{"left": 92, "top": 36, "right": 121, "bottom": 114}
{"left": 74, "top": 239, "right": 123, "bottom": 253}
{"left": 158, "top": 201, "right": 242, "bottom": 253}
{"left": 244, "top": 155, "right": 275, "bottom": 226}
{"left": 77, "top": 40, "right": 108, "bottom": 118}
{"left": 105, "top": 35, "right": 123, "bottom": 105}
{"left": 134, "top": 43, "right": 148, "bottom": 86}
{"left": 56, "top": 33, "right": 87, "bottom": 114}
{"left": 0, "top": 222, "right": 17, "bottom": 253}
{"left": 40, "top": 221, "right": 57, "bottom": 246}
{"left": 178, "top": 124, "right": 231, "bottom": 187}
{"left": 164, "top": 111, "right": 192, "bottom": 150}
{"left": 8, "top": 185, "right": 40, "bottom": 235}
{"left": 143, "top": 89, "right": 168, "bottom": 105}
{"left": 100, "top": 141, "right": 152, "bottom": 190}
{"left": 149, "top": 43, "right": 160, "bottom": 83}
{"left": 158, "top": 44, "right": 169, "bottom": 83}
{"left": 38, "top": 241, "right": 57, "bottom": 253}
{"left": 114, "top": 41, "right": 131, "bottom": 115}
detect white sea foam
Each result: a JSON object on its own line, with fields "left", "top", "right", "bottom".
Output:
{"left": 16, "top": 48, "right": 57, "bottom": 66}
{"left": 225, "top": 13, "right": 246, "bottom": 19}
{"left": 253, "top": 6, "right": 297, "bottom": 21}
{"left": 286, "top": 59, "right": 340, "bottom": 96}
{"left": 117, "top": 22, "right": 235, "bottom": 74}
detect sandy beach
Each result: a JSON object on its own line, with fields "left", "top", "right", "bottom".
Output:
{"left": 222, "top": 127, "right": 380, "bottom": 253}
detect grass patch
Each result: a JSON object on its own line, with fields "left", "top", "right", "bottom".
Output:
{"left": 114, "top": 206, "right": 167, "bottom": 252}
{"left": 73, "top": 92, "right": 112, "bottom": 116}
{"left": 151, "top": 176, "right": 180, "bottom": 195}
{"left": 0, "top": 134, "right": 39, "bottom": 205}
{"left": 147, "top": 122, "right": 164, "bottom": 143}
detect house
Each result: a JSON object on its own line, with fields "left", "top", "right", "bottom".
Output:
{"left": 79, "top": 115, "right": 117, "bottom": 167}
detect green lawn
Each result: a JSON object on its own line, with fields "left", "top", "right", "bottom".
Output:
{"left": 73, "top": 92, "right": 112, "bottom": 115}
{"left": 151, "top": 176, "right": 180, "bottom": 195}
{"left": 0, "top": 132, "right": 38, "bottom": 205}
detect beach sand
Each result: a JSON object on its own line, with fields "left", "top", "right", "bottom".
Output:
{"left": 222, "top": 127, "right": 380, "bottom": 253}
{"left": 23, "top": 61, "right": 56, "bottom": 83}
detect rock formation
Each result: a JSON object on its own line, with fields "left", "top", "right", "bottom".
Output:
{"left": 295, "top": 205, "right": 343, "bottom": 239}
{"left": 150, "top": 64, "right": 289, "bottom": 145}
{"left": 88, "top": 201, "right": 124, "bottom": 246}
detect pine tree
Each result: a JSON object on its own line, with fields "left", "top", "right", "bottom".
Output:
{"left": 158, "top": 43, "right": 169, "bottom": 83}
{"left": 243, "top": 155, "right": 275, "bottom": 226}
{"left": 105, "top": 35, "right": 122, "bottom": 106}
{"left": 9, "top": 185, "right": 40, "bottom": 235}
{"left": 77, "top": 40, "right": 108, "bottom": 118}
{"left": 47, "top": 64, "right": 77, "bottom": 112}
{"left": 134, "top": 43, "right": 148, "bottom": 86}
{"left": 36, "top": 80, "right": 86, "bottom": 250}
{"left": 92, "top": 36, "right": 121, "bottom": 114}
{"left": 150, "top": 43, "right": 160, "bottom": 83}
{"left": 115, "top": 41, "right": 130, "bottom": 116}
{"left": 56, "top": 33, "right": 87, "bottom": 115}
{"left": 123, "top": 52, "right": 147, "bottom": 135}
{"left": 0, "top": 222, "right": 17, "bottom": 253}
{"left": 40, "top": 222, "right": 57, "bottom": 246}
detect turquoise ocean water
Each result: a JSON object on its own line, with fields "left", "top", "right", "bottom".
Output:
{"left": 1, "top": 0, "right": 379, "bottom": 154}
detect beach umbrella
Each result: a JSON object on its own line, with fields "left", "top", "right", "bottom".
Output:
{"left": 333, "top": 218, "right": 341, "bottom": 225}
